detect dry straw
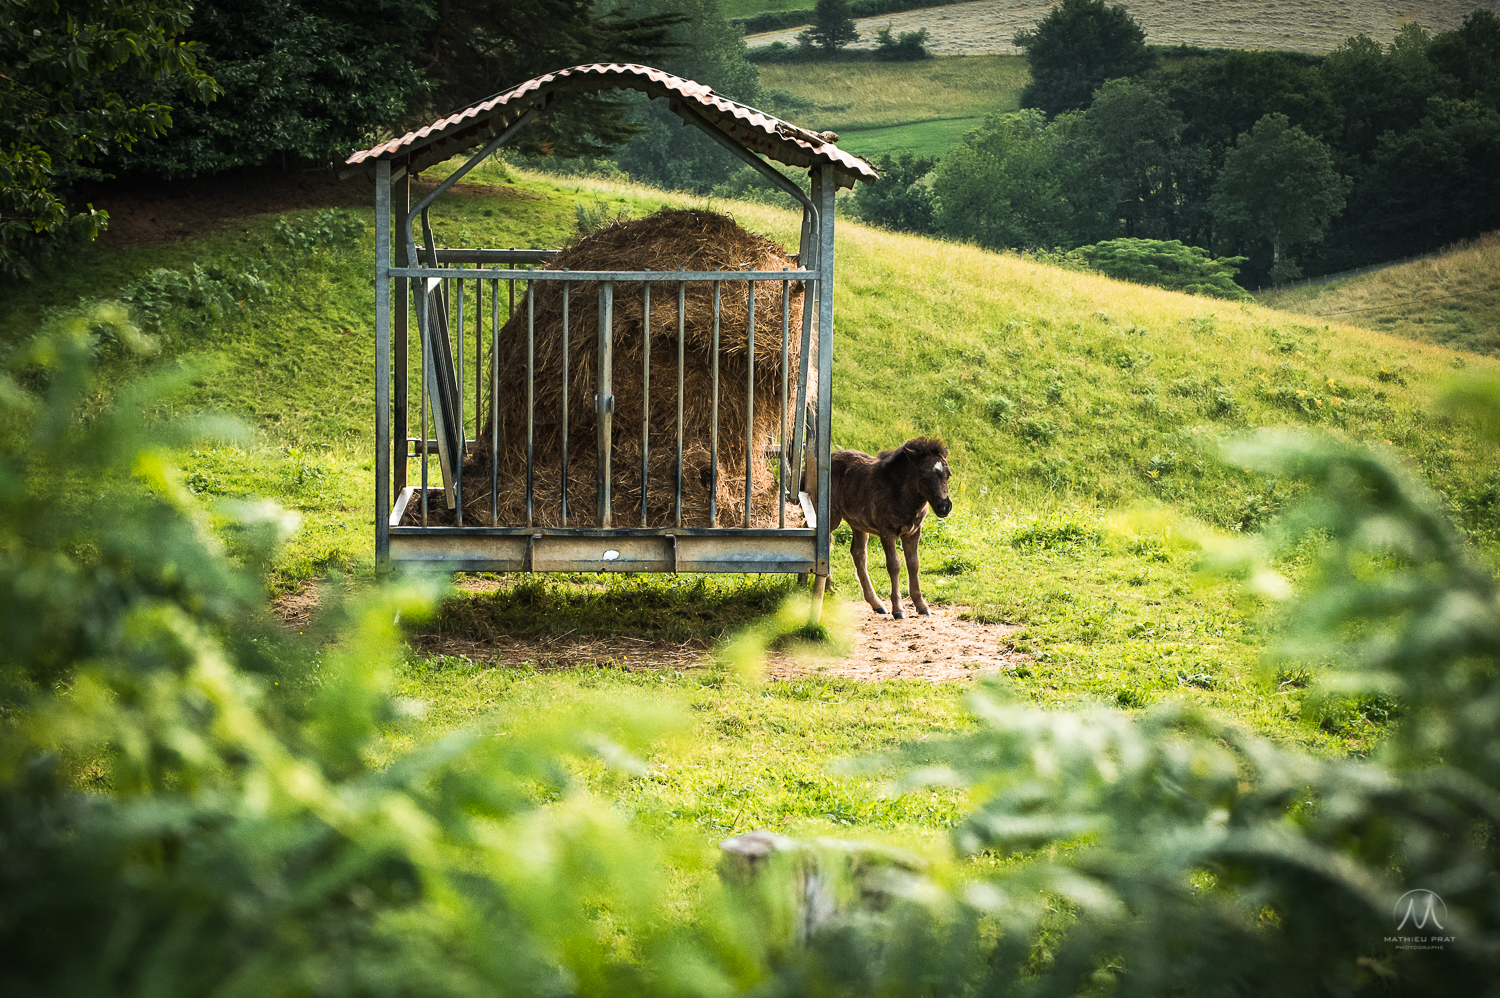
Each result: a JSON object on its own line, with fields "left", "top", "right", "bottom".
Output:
{"left": 440, "top": 209, "right": 812, "bottom": 528}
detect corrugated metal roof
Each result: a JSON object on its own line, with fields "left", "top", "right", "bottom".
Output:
{"left": 345, "top": 63, "right": 879, "bottom": 190}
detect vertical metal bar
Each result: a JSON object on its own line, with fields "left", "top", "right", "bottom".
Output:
{"left": 744, "top": 280, "right": 754, "bottom": 529}
{"left": 374, "top": 160, "right": 392, "bottom": 567}
{"left": 598, "top": 281, "right": 614, "bottom": 527}
{"left": 780, "top": 279, "right": 789, "bottom": 530}
{"left": 420, "top": 286, "right": 430, "bottom": 528}
{"left": 561, "top": 276, "right": 570, "bottom": 526}
{"left": 490, "top": 275, "right": 499, "bottom": 526}
{"left": 526, "top": 271, "right": 535, "bottom": 527}
{"left": 454, "top": 275, "right": 464, "bottom": 528}
{"left": 393, "top": 163, "right": 409, "bottom": 494}
{"left": 791, "top": 195, "right": 819, "bottom": 504}
{"left": 475, "top": 277, "right": 482, "bottom": 443}
{"left": 815, "top": 166, "right": 837, "bottom": 577}
{"left": 675, "top": 278, "right": 685, "bottom": 529}
{"left": 710, "top": 280, "right": 720, "bottom": 527}
{"left": 641, "top": 273, "right": 650, "bottom": 527}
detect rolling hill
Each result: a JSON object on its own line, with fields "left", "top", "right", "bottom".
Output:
{"left": 1257, "top": 232, "right": 1500, "bottom": 357}
{"left": 8, "top": 162, "right": 1500, "bottom": 804}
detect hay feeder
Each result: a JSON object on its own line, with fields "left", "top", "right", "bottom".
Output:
{"left": 347, "top": 64, "right": 877, "bottom": 612}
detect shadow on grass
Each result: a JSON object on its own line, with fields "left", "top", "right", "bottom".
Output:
{"left": 417, "top": 573, "right": 805, "bottom": 645}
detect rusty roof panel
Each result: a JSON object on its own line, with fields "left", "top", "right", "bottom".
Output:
{"left": 346, "top": 63, "right": 878, "bottom": 189}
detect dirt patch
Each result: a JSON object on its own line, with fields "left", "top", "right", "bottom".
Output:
{"left": 79, "top": 168, "right": 544, "bottom": 250}
{"left": 412, "top": 599, "right": 1025, "bottom": 683}
{"left": 746, "top": 0, "right": 1498, "bottom": 56}
{"left": 84, "top": 167, "right": 369, "bottom": 249}
{"left": 272, "top": 588, "right": 322, "bottom": 632}
{"left": 274, "top": 576, "right": 1026, "bottom": 682}
{"left": 413, "top": 179, "right": 544, "bottom": 202}
{"left": 765, "top": 605, "right": 1026, "bottom": 681}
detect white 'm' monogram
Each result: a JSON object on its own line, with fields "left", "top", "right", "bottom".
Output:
{"left": 1395, "top": 892, "right": 1445, "bottom": 930}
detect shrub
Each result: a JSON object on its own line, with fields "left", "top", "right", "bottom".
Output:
{"left": 852, "top": 152, "right": 937, "bottom": 232}
{"left": 1067, "top": 237, "right": 1252, "bottom": 300}
{"left": 874, "top": 24, "right": 932, "bottom": 61}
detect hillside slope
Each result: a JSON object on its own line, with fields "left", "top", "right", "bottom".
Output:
{"left": 1259, "top": 232, "right": 1500, "bottom": 357}
{"left": 8, "top": 163, "right": 1500, "bottom": 758}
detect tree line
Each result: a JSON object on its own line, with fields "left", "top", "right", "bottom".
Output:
{"left": 856, "top": 0, "right": 1500, "bottom": 288}
{"left": 1, "top": 0, "right": 694, "bottom": 277}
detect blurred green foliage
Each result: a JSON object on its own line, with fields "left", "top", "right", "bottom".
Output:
{"left": 5, "top": 303, "right": 1500, "bottom": 994}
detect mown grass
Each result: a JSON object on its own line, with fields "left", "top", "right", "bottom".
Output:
{"left": 724, "top": 0, "right": 813, "bottom": 17}
{"left": 759, "top": 55, "right": 1028, "bottom": 157}
{"left": 9, "top": 159, "right": 1500, "bottom": 855}
{"left": 1258, "top": 231, "right": 1500, "bottom": 357}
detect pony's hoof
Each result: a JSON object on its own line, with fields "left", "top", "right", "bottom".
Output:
{"left": 873, "top": 606, "right": 887, "bottom": 614}
{"left": 918, "top": 609, "right": 932, "bottom": 616}
{"left": 892, "top": 610, "right": 906, "bottom": 619}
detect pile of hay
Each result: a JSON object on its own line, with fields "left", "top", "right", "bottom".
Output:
{"left": 458, "top": 209, "right": 811, "bottom": 528}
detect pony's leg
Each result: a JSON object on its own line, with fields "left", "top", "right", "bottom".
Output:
{"left": 904, "top": 527, "right": 930, "bottom": 616}
{"left": 879, "top": 533, "right": 904, "bottom": 619}
{"left": 851, "top": 530, "right": 885, "bottom": 613}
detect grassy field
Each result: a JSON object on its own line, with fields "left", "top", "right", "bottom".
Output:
{"left": 742, "top": 0, "right": 1498, "bottom": 55}
{"left": 10, "top": 162, "right": 1500, "bottom": 854}
{"left": 724, "top": 0, "right": 811, "bottom": 17}
{"left": 1258, "top": 232, "right": 1500, "bottom": 357}
{"left": 760, "top": 55, "right": 1028, "bottom": 158}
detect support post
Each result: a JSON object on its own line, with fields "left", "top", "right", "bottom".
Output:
{"left": 374, "top": 159, "right": 392, "bottom": 570}
{"left": 809, "top": 164, "right": 836, "bottom": 623}
{"left": 393, "top": 161, "right": 409, "bottom": 492}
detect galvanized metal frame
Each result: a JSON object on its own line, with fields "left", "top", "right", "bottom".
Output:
{"left": 370, "top": 81, "right": 845, "bottom": 592}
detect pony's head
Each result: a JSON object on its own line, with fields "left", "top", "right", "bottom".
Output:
{"left": 897, "top": 437, "right": 952, "bottom": 517}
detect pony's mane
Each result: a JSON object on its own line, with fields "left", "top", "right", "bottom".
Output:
{"left": 877, "top": 437, "right": 949, "bottom": 465}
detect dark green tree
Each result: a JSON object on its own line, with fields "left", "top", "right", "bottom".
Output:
{"left": 0, "top": 0, "right": 219, "bottom": 277}
{"left": 416, "top": 0, "right": 686, "bottom": 159}
{"left": 1081, "top": 78, "right": 1185, "bottom": 238}
{"left": 852, "top": 152, "right": 936, "bottom": 232}
{"left": 932, "top": 110, "right": 1071, "bottom": 250}
{"left": 1428, "top": 9, "right": 1500, "bottom": 110}
{"left": 1012, "top": 0, "right": 1153, "bottom": 117}
{"left": 1353, "top": 97, "right": 1500, "bottom": 261}
{"left": 1210, "top": 113, "right": 1350, "bottom": 284}
{"left": 112, "top": 0, "right": 684, "bottom": 177}
{"left": 797, "top": 0, "right": 859, "bottom": 54}
{"left": 612, "top": 0, "right": 762, "bottom": 193}
{"left": 1165, "top": 50, "right": 1339, "bottom": 165}
{"left": 113, "top": 0, "right": 431, "bottom": 178}
{"left": 1320, "top": 26, "right": 1444, "bottom": 162}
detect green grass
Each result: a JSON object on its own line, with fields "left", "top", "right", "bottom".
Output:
{"left": 10, "top": 160, "right": 1500, "bottom": 856}
{"left": 1258, "top": 231, "right": 1500, "bottom": 356}
{"left": 724, "top": 0, "right": 813, "bottom": 18}
{"left": 829, "top": 115, "right": 987, "bottom": 159}
{"left": 760, "top": 55, "right": 1028, "bottom": 156}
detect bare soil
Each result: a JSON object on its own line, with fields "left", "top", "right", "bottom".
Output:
{"left": 747, "top": 0, "right": 1499, "bottom": 56}
{"left": 83, "top": 168, "right": 540, "bottom": 250}
{"left": 403, "top": 597, "right": 1028, "bottom": 683}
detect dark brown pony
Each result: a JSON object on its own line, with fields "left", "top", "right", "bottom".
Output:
{"left": 828, "top": 438, "right": 952, "bottom": 618}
